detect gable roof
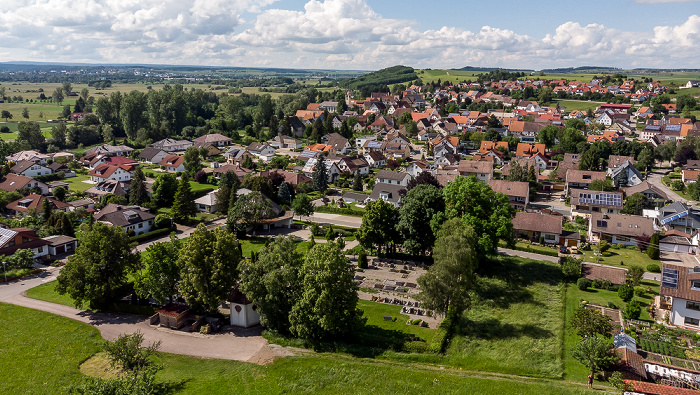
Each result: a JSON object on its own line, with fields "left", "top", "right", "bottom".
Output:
{"left": 589, "top": 212, "right": 654, "bottom": 238}
{"left": 458, "top": 160, "right": 493, "bottom": 175}
{"left": 581, "top": 263, "right": 626, "bottom": 285}
{"left": 6, "top": 193, "right": 70, "bottom": 213}
{"left": 566, "top": 169, "right": 607, "bottom": 184}
{"left": 158, "top": 154, "right": 184, "bottom": 168}
{"left": 623, "top": 181, "right": 668, "bottom": 200}
{"left": 94, "top": 204, "right": 155, "bottom": 226}
{"left": 193, "top": 133, "right": 232, "bottom": 144}
{"left": 10, "top": 160, "right": 46, "bottom": 174}
{"left": 376, "top": 169, "right": 410, "bottom": 182}
{"left": 515, "top": 143, "right": 546, "bottom": 157}
{"left": 512, "top": 212, "right": 562, "bottom": 234}
{"left": 138, "top": 147, "right": 166, "bottom": 161}
{"left": 488, "top": 179, "right": 529, "bottom": 198}
{"left": 89, "top": 164, "right": 133, "bottom": 179}
{"left": 368, "top": 183, "right": 405, "bottom": 204}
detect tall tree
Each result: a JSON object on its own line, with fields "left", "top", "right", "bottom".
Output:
{"left": 312, "top": 158, "right": 328, "bottom": 192}
{"left": 183, "top": 146, "right": 202, "bottom": 177}
{"left": 417, "top": 219, "right": 477, "bottom": 319}
{"left": 177, "top": 225, "right": 241, "bottom": 312}
{"left": 578, "top": 148, "right": 600, "bottom": 171}
{"left": 56, "top": 223, "right": 140, "bottom": 309}
{"left": 16, "top": 121, "right": 45, "bottom": 150}
{"left": 277, "top": 181, "right": 291, "bottom": 203}
{"left": 50, "top": 122, "right": 67, "bottom": 148}
{"left": 134, "top": 236, "right": 182, "bottom": 305}
{"left": 227, "top": 191, "right": 275, "bottom": 235}
{"left": 120, "top": 90, "right": 148, "bottom": 140}
{"left": 21, "top": 107, "right": 29, "bottom": 120}
{"left": 215, "top": 170, "right": 240, "bottom": 214}
{"left": 171, "top": 177, "right": 196, "bottom": 223}
{"left": 353, "top": 171, "right": 363, "bottom": 191}
{"left": 151, "top": 173, "right": 178, "bottom": 208}
{"left": 239, "top": 236, "right": 303, "bottom": 334}
{"left": 357, "top": 199, "right": 399, "bottom": 255}
{"left": 129, "top": 167, "right": 148, "bottom": 205}
{"left": 1, "top": 110, "right": 12, "bottom": 122}
{"left": 621, "top": 193, "right": 647, "bottom": 216}
{"left": 289, "top": 242, "right": 365, "bottom": 340}
{"left": 396, "top": 184, "right": 445, "bottom": 256}
{"left": 570, "top": 307, "right": 614, "bottom": 339}
{"left": 292, "top": 193, "right": 314, "bottom": 220}
{"left": 636, "top": 146, "right": 654, "bottom": 172}
{"left": 51, "top": 87, "right": 64, "bottom": 104}
{"left": 572, "top": 337, "right": 618, "bottom": 377}
{"left": 442, "top": 176, "right": 515, "bottom": 258}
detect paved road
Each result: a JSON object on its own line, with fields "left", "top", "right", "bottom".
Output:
{"left": 0, "top": 268, "right": 293, "bottom": 365}
{"left": 647, "top": 170, "right": 696, "bottom": 206}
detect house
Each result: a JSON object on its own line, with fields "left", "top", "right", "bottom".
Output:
{"left": 258, "top": 170, "right": 312, "bottom": 187}
{"left": 42, "top": 235, "right": 78, "bottom": 257}
{"left": 318, "top": 100, "right": 338, "bottom": 112}
{"left": 479, "top": 140, "right": 508, "bottom": 154}
{"left": 67, "top": 199, "right": 95, "bottom": 212}
{"left": 512, "top": 212, "right": 580, "bottom": 247}
{"left": 235, "top": 188, "right": 293, "bottom": 231}
{"left": 84, "top": 144, "right": 133, "bottom": 157}
{"left": 406, "top": 160, "right": 431, "bottom": 178}
{"left": 457, "top": 160, "right": 493, "bottom": 182}
{"left": 337, "top": 157, "right": 370, "bottom": 175}
{"left": 268, "top": 135, "right": 302, "bottom": 149}
{"left": 653, "top": 202, "right": 700, "bottom": 235}
{"left": 569, "top": 189, "right": 623, "bottom": 218}
{"left": 623, "top": 181, "right": 669, "bottom": 205}
{"left": 488, "top": 179, "right": 529, "bottom": 210}
{"left": 223, "top": 147, "right": 255, "bottom": 165}
{"left": 515, "top": 143, "right": 546, "bottom": 158}
{"left": 85, "top": 179, "right": 130, "bottom": 199}
{"left": 683, "top": 80, "right": 700, "bottom": 89}
{"left": 194, "top": 189, "right": 220, "bottom": 213}
{"left": 565, "top": 170, "right": 607, "bottom": 194}
{"left": 246, "top": 143, "right": 277, "bottom": 161}
{"left": 193, "top": 142, "right": 223, "bottom": 157}
{"left": 588, "top": 212, "right": 655, "bottom": 247}
{"left": 340, "top": 192, "right": 368, "bottom": 204}
{"left": 47, "top": 162, "right": 75, "bottom": 178}
{"left": 660, "top": 262, "right": 700, "bottom": 330}
{"left": 0, "top": 227, "right": 51, "bottom": 260}
{"left": 607, "top": 161, "right": 643, "bottom": 188}
{"left": 375, "top": 170, "right": 411, "bottom": 186}
{"left": 367, "top": 183, "right": 405, "bottom": 208}
{"left": 94, "top": 204, "right": 155, "bottom": 235}
{"left": 0, "top": 174, "right": 49, "bottom": 195}
{"left": 363, "top": 151, "right": 386, "bottom": 168}
{"left": 5, "top": 194, "right": 70, "bottom": 217}
{"left": 682, "top": 170, "right": 699, "bottom": 184}
{"left": 323, "top": 133, "right": 353, "bottom": 155}
{"left": 89, "top": 164, "right": 133, "bottom": 183}
{"left": 6, "top": 150, "right": 49, "bottom": 165}
{"left": 138, "top": 147, "right": 169, "bottom": 164}
{"left": 211, "top": 164, "right": 253, "bottom": 180}
{"left": 151, "top": 138, "right": 193, "bottom": 152}
{"left": 435, "top": 154, "right": 460, "bottom": 168}
{"left": 301, "top": 158, "right": 340, "bottom": 183}
{"left": 193, "top": 133, "right": 232, "bottom": 147}
{"left": 158, "top": 154, "right": 186, "bottom": 173}
{"left": 10, "top": 160, "right": 53, "bottom": 178}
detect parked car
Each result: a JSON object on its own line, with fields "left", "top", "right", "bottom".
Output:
{"left": 559, "top": 194, "right": 566, "bottom": 201}
{"left": 559, "top": 245, "right": 568, "bottom": 254}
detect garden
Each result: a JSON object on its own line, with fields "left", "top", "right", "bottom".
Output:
{"left": 627, "top": 321, "right": 700, "bottom": 370}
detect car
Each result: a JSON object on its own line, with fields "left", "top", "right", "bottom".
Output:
{"left": 559, "top": 194, "right": 566, "bottom": 201}
{"left": 559, "top": 245, "right": 568, "bottom": 254}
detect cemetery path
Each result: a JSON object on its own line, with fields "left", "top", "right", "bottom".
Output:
{"left": 0, "top": 269, "right": 295, "bottom": 365}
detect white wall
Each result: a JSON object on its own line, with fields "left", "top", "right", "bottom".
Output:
{"left": 671, "top": 297, "right": 700, "bottom": 328}
{"left": 230, "top": 303, "right": 260, "bottom": 328}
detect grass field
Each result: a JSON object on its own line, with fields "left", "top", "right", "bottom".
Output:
{"left": 63, "top": 173, "right": 93, "bottom": 192}
{"left": 1, "top": 301, "right": 594, "bottom": 394}
{"left": 580, "top": 245, "right": 659, "bottom": 270}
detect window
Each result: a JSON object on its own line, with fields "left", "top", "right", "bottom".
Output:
{"left": 692, "top": 281, "right": 700, "bottom": 290}
{"left": 544, "top": 234, "right": 556, "bottom": 241}
{"left": 616, "top": 236, "right": 630, "bottom": 242}
{"left": 686, "top": 301, "right": 700, "bottom": 311}
{"left": 684, "top": 316, "right": 700, "bottom": 326}
{"left": 138, "top": 223, "right": 143, "bottom": 228}
{"left": 38, "top": 247, "right": 43, "bottom": 253}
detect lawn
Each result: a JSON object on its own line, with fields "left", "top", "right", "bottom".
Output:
{"left": 1, "top": 301, "right": 593, "bottom": 394}
{"left": 580, "top": 245, "right": 660, "bottom": 270}
{"left": 553, "top": 99, "right": 601, "bottom": 112}
{"left": 63, "top": 173, "right": 93, "bottom": 192}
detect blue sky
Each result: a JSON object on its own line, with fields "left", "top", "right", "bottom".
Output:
{"left": 1, "top": 0, "right": 699, "bottom": 70}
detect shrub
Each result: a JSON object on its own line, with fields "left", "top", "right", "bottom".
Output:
{"left": 577, "top": 278, "right": 590, "bottom": 291}
{"left": 599, "top": 240, "right": 610, "bottom": 253}
{"left": 154, "top": 214, "right": 172, "bottom": 229}
{"left": 607, "top": 301, "right": 617, "bottom": 309}
{"left": 601, "top": 252, "right": 612, "bottom": 257}
{"left": 618, "top": 284, "right": 634, "bottom": 302}
{"left": 561, "top": 257, "right": 582, "bottom": 279}
{"left": 647, "top": 263, "right": 661, "bottom": 273}
{"left": 358, "top": 249, "right": 368, "bottom": 269}
{"left": 647, "top": 234, "right": 660, "bottom": 260}
{"left": 624, "top": 300, "right": 642, "bottom": 320}
{"left": 194, "top": 170, "right": 208, "bottom": 184}
{"left": 592, "top": 280, "right": 601, "bottom": 289}
{"left": 635, "top": 288, "right": 647, "bottom": 298}
{"left": 538, "top": 235, "right": 544, "bottom": 244}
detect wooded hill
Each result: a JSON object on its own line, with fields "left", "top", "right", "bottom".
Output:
{"left": 339, "top": 65, "right": 417, "bottom": 90}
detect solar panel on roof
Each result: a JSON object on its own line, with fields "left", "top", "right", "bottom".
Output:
{"left": 661, "top": 268, "right": 679, "bottom": 289}
{"left": 0, "top": 227, "right": 17, "bottom": 246}
{"left": 666, "top": 124, "right": 681, "bottom": 132}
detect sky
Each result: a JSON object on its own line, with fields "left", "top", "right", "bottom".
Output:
{"left": 1, "top": 0, "right": 699, "bottom": 71}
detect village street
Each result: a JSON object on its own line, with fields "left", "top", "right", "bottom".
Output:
{"left": 646, "top": 170, "right": 697, "bottom": 206}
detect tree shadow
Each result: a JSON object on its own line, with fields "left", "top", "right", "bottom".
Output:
{"left": 455, "top": 316, "right": 553, "bottom": 340}
{"left": 156, "top": 378, "right": 191, "bottom": 395}
{"left": 479, "top": 255, "right": 562, "bottom": 287}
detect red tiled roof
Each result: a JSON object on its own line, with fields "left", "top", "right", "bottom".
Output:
{"left": 625, "top": 380, "right": 699, "bottom": 395}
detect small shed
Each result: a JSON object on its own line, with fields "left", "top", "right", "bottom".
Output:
{"left": 229, "top": 288, "right": 260, "bottom": 328}
{"left": 155, "top": 303, "right": 190, "bottom": 329}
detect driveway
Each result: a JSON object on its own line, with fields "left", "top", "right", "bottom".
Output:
{"left": 303, "top": 212, "right": 362, "bottom": 228}
{"left": 0, "top": 269, "right": 295, "bottom": 365}
{"left": 647, "top": 171, "right": 696, "bottom": 206}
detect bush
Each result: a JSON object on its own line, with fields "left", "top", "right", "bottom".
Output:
{"left": 561, "top": 256, "right": 582, "bottom": 279}
{"left": 538, "top": 235, "right": 544, "bottom": 244}
{"left": 624, "top": 300, "right": 642, "bottom": 320}
{"left": 635, "top": 288, "right": 647, "bottom": 298}
{"left": 194, "top": 170, "right": 208, "bottom": 184}
{"left": 607, "top": 301, "right": 617, "bottom": 309}
{"left": 358, "top": 249, "right": 368, "bottom": 269}
{"left": 598, "top": 240, "right": 610, "bottom": 253}
{"left": 618, "top": 284, "right": 634, "bottom": 302}
{"left": 129, "top": 228, "right": 171, "bottom": 243}
{"left": 648, "top": 233, "right": 660, "bottom": 260}
{"left": 647, "top": 263, "right": 661, "bottom": 273}
{"left": 577, "top": 278, "right": 591, "bottom": 291}
{"left": 154, "top": 214, "right": 172, "bottom": 230}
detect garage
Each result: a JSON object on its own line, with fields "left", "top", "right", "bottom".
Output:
{"left": 659, "top": 235, "right": 694, "bottom": 254}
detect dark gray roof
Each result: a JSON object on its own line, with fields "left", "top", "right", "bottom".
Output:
{"left": 368, "top": 183, "right": 405, "bottom": 205}
{"left": 376, "top": 170, "right": 410, "bottom": 181}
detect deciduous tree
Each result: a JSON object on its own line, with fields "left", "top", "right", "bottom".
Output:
{"left": 151, "top": 173, "right": 178, "bottom": 208}
{"left": 570, "top": 307, "right": 614, "bottom": 339}
{"left": 134, "top": 236, "right": 182, "bottom": 305}
{"left": 227, "top": 191, "right": 275, "bottom": 235}
{"left": 357, "top": 199, "right": 399, "bottom": 255}
{"left": 292, "top": 193, "right": 314, "bottom": 220}
{"left": 396, "top": 184, "right": 444, "bottom": 256}
{"left": 129, "top": 167, "right": 148, "bottom": 205}
{"left": 572, "top": 337, "right": 618, "bottom": 376}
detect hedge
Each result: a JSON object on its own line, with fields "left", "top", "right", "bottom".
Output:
{"left": 510, "top": 244, "right": 560, "bottom": 257}
{"left": 129, "top": 228, "right": 172, "bottom": 243}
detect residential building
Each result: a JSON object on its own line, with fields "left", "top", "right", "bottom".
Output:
{"left": 363, "top": 151, "right": 386, "bottom": 168}
{"left": 301, "top": 158, "right": 340, "bottom": 183}
{"left": 405, "top": 161, "right": 431, "bottom": 178}
{"left": 337, "top": 157, "right": 370, "bottom": 175}
{"left": 5, "top": 150, "right": 49, "bottom": 165}
{"left": 84, "top": 144, "right": 133, "bottom": 157}
{"left": 607, "top": 161, "right": 643, "bottom": 188}
{"left": 488, "top": 179, "right": 529, "bottom": 210}
{"left": 570, "top": 189, "right": 623, "bottom": 218}
{"left": 375, "top": 170, "right": 411, "bottom": 186}
{"left": 138, "top": 147, "right": 168, "bottom": 164}
{"left": 42, "top": 235, "right": 78, "bottom": 257}
{"left": 151, "top": 138, "right": 193, "bottom": 152}
{"left": 0, "top": 174, "right": 48, "bottom": 195}
{"left": 623, "top": 181, "right": 669, "bottom": 205}
{"left": 193, "top": 133, "right": 232, "bottom": 147}
{"left": 458, "top": 160, "right": 493, "bottom": 182}
{"left": 89, "top": 164, "right": 133, "bottom": 183}
{"left": 246, "top": 143, "right": 277, "bottom": 161}
{"left": 565, "top": 170, "right": 607, "bottom": 194}
{"left": 588, "top": 212, "right": 655, "bottom": 246}
{"left": 268, "top": 135, "right": 302, "bottom": 149}
{"left": 211, "top": 164, "right": 253, "bottom": 180}
{"left": 0, "top": 227, "right": 51, "bottom": 260}
{"left": 158, "top": 154, "right": 186, "bottom": 173}
{"left": 367, "top": 183, "right": 405, "bottom": 208}
{"left": 5, "top": 193, "right": 70, "bottom": 217}
{"left": 660, "top": 263, "right": 700, "bottom": 330}
{"left": 653, "top": 202, "right": 700, "bottom": 235}
{"left": 94, "top": 204, "right": 155, "bottom": 235}
{"left": 515, "top": 143, "right": 546, "bottom": 158}
{"left": 85, "top": 179, "right": 130, "bottom": 199}
{"left": 10, "top": 160, "right": 53, "bottom": 178}
{"left": 194, "top": 189, "right": 220, "bottom": 213}
{"left": 512, "top": 212, "right": 580, "bottom": 247}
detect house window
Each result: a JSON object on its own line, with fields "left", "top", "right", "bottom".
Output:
{"left": 138, "top": 223, "right": 143, "bottom": 228}
{"left": 38, "top": 246, "right": 43, "bottom": 253}
{"left": 684, "top": 316, "right": 700, "bottom": 326}
{"left": 616, "top": 236, "right": 630, "bottom": 242}
{"left": 692, "top": 281, "right": 700, "bottom": 291}
{"left": 686, "top": 301, "right": 700, "bottom": 311}
{"left": 544, "top": 234, "right": 556, "bottom": 241}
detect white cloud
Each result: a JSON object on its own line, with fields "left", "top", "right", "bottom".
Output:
{"left": 0, "top": 0, "right": 698, "bottom": 69}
